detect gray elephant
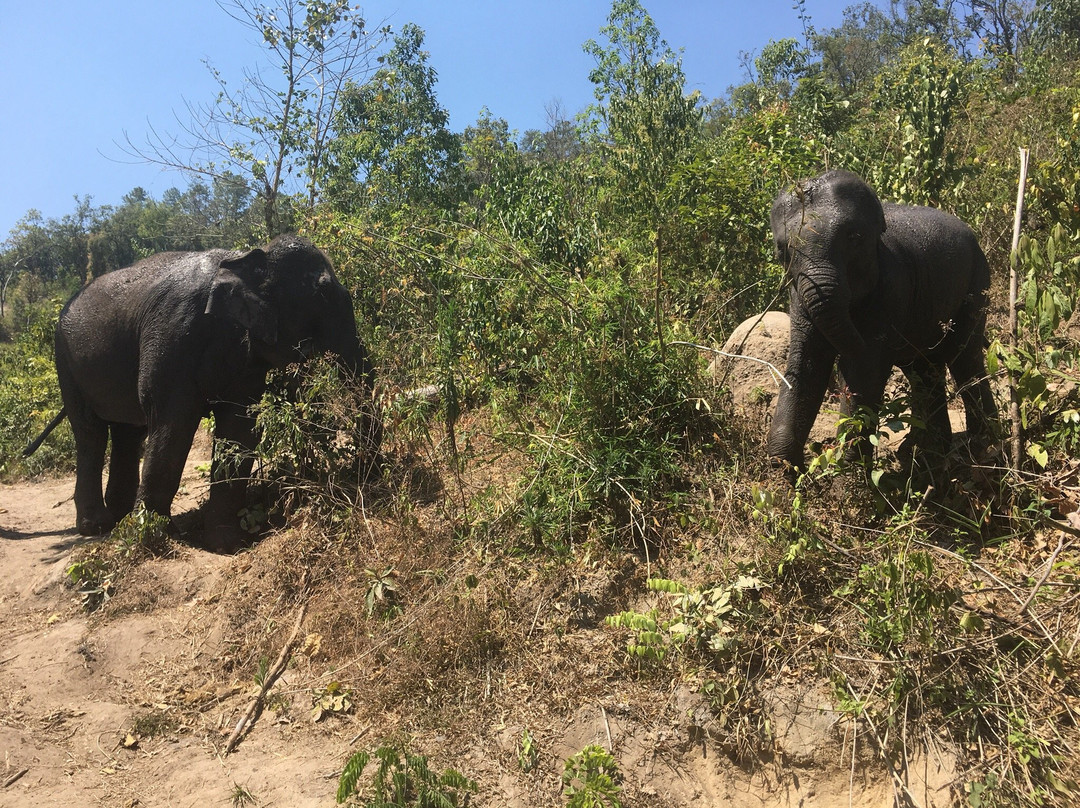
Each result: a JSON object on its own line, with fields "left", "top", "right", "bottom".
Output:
{"left": 766, "top": 169, "right": 996, "bottom": 470}
{"left": 26, "top": 235, "right": 379, "bottom": 550}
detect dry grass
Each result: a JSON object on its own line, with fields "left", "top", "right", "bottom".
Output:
{"left": 69, "top": 399, "right": 1080, "bottom": 806}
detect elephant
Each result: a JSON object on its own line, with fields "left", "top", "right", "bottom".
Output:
{"left": 26, "top": 234, "right": 380, "bottom": 550}
{"left": 765, "top": 169, "right": 997, "bottom": 471}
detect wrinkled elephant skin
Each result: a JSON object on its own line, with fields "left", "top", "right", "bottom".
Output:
{"left": 52, "top": 235, "right": 378, "bottom": 550}
{"left": 766, "top": 170, "right": 996, "bottom": 471}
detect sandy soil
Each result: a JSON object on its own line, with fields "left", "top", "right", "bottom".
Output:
{"left": 0, "top": 435, "right": 351, "bottom": 808}
{"left": 0, "top": 429, "right": 957, "bottom": 807}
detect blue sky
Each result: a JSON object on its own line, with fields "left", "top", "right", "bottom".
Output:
{"left": 0, "top": 0, "right": 851, "bottom": 238}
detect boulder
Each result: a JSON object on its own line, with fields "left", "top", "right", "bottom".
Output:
{"left": 708, "top": 311, "right": 791, "bottom": 416}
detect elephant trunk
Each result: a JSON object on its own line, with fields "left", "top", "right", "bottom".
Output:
{"left": 793, "top": 263, "right": 869, "bottom": 362}
{"left": 318, "top": 291, "right": 375, "bottom": 391}
{"left": 765, "top": 261, "right": 865, "bottom": 469}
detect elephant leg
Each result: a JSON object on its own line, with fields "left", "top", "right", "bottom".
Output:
{"left": 836, "top": 354, "right": 890, "bottom": 465}
{"left": 138, "top": 415, "right": 201, "bottom": 519}
{"left": 105, "top": 423, "right": 145, "bottom": 522}
{"left": 767, "top": 318, "right": 838, "bottom": 469}
{"left": 948, "top": 339, "right": 997, "bottom": 456}
{"left": 902, "top": 359, "right": 952, "bottom": 460}
{"left": 203, "top": 402, "right": 258, "bottom": 552}
{"left": 69, "top": 409, "right": 114, "bottom": 535}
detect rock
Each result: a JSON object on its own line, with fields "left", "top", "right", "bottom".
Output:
{"left": 709, "top": 311, "right": 840, "bottom": 443}
{"left": 708, "top": 311, "right": 791, "bottom": 415}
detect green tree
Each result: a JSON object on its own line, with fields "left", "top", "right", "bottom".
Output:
{"left": 325, "top": 23, "right": 462, "bottom": 215}
{"left": 812, "top": 3, "right": 898, "bottom": 96}
{"left": 125, "top": 0, "right": 385, "bottom": 236}
{"left": 520, "top": 100, "right": 585, "bottom": 164}
{"left": 871, "top": 38, "right": 966, "bottom": 206}
{"left": 583, "top": 0, "right": 703, "bottom": 228}
{"left": 1027, "top": 0, "right": 1080, "bottom": 68}
{"left": 461, "top": 108, "right": 522, "bottom": 205}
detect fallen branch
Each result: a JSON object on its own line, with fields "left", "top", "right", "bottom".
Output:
{"left": 3, "top": 768, "right": 29, "bottom": 789}
{"left": 224, "top": 576, "right": 310, "bottom": 756}
{"left": 668, "top": 340, "right": 792, "bottom": 389}
{"left": 1018, "top": 534, "right": 1068, "bottom": 614}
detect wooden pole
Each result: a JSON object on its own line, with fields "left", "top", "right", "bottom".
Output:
{"left": 1008, "top": 147, "right": 1030, "bottom": 469}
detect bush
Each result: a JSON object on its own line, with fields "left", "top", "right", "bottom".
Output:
{"left": 512, "top": 247, "right": 717, "bottom": 548}
{"left": 0, "top": 296, "right": 70, "bottom": 479}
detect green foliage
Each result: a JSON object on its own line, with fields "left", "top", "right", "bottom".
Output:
{"left": 0, "top": 296, "right": 71, "bottom": 478}
{"left": 336, "top": 744, "right": 477, "bottom": 806}
{"left": 812, "top": 2, "right": 897, "bottom": 97}
{"left": 64, "top": 556, "right": 114, "bottom": 612}
{"left": 989, "top": 224, "right": 1080, "bottom": 465}
{"left": 1029, "top": 97, "right": 1080, "bottom": 234}
{"left": 870, "top": 38, "right": 966, "bottom": 205}
{"left": 750, "top": 485, "right": 828, "bottom": 576}
{"left": 61, "top": 504, "right": 170, "bottom": 611}
{"left": 326, "top": 23, "right": 463, "bottom": 216}
{"left": 664, "top": 105, "right": 820, "bottom": 334}
{"left": 229, "top": 782, "right": 258, "bottom": 808}
{"left": 110, "top": 503, "right": 173, "bottom": 558}
{"left": 606, "top": 575, "right": 764, "bottom": 664}
{"left": 517, "top": 729, "right": 538, "bottom": 773}
{"left": 583, "top": 0, "right": 703, "bottom": 229}
{"left": 311, "top": 681, "right": 354, "bottom": 722}
{"left": 562, "top": 745, "right": 622, "bottom": 808}
{"left": 254, "top": 355, "right": 382, "bottom": 509}
{"left": 836, "top": 550, "right": 956, "bottom": 657}
{"left": 364, "top": 566, "right": 400, "bottom": 618}
{"left": 515, "top": 256, "right": 713, "bottom": 547}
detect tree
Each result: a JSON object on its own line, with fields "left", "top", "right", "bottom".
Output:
{"left": 871, "top": 39, "right": 966, "bottom": 206}
{"left": 1027, "top": 0, "right": 1080, "bottom": 67}
{"left": 461, "top": 108, "right": 520, "bottom": 203}
{"left": 324, "top": 23, "right": 462, "bottom": 214}
{"left": 124, "top": 0, "right": 386, "bottom": 236}
{"left": 521, "top": 100, "right": 584, "bottom": 164}
{"left": 888, "top": 0, "right": 969, "bottom": 51}
{"left": 85, "top": 177, "right": 256, "bottom": 277}
{"left": 583, "top": 0, "right": 702, "bottom": 226}
{"left": 813, "top": 3, "right": 898, "bottom": 96}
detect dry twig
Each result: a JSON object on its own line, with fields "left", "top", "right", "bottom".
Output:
{"left": 2, "top": 768, "right": 29, "bottom": 789}
{"left": 224, "top": 572, "right": 311, "bottom": 755}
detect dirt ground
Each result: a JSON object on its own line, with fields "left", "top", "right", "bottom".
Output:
{"left": 0, "top": 428, "right": 959, "bottom": 807}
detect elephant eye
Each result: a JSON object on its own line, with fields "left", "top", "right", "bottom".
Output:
{"left": 848, "top": 231, "right": 863, "bottom": 242}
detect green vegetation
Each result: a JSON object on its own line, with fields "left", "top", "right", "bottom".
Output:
{"left": 5, "top": 0, "right": 1080, "bottom": 804}
{"left": 562, "top": 745, "right": 623, "bottom": 808}
{"left": 63, "top": 504, "right": 173, "bottom": 611}
{"left": 336, "top": 745, "right": 477, "bottom": 806}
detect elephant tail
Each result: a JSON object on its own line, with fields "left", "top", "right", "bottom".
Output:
{"left": 22, "top": 407, "right": 67, "bottom": 457}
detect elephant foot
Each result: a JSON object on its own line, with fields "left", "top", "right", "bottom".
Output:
{"left": 76, "top": 509, "right": 117, "bottom": 536}
{"left": 201, "top": 521, "right": 252, "bottom": 554}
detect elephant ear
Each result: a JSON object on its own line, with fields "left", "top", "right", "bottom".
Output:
{"left": 204, "top": 248, "right": 279, "bottom": 344}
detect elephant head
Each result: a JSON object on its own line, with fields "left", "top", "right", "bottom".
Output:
{"left": 765, "top": 170, "right": 890, "bottom": 469}
{"left": 204, "top": 234, "right": 372, "bottom": 384}
{"left": 770, "top": 170, "right": 886, "bottom": 363}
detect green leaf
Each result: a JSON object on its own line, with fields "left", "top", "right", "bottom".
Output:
{"left": 958, "top": 610, "right": 985, "bottom": 633}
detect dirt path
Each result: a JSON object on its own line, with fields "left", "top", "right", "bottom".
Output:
{"left": 0, "top": 436, "right": 351, "bottom": 808}
{"left": 0, "top": 433, "right": 953, "bottom": 807}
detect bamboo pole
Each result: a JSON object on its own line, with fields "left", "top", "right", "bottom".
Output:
{"left": 1008, "top": 147, "right": 1030, "bottom": 469}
